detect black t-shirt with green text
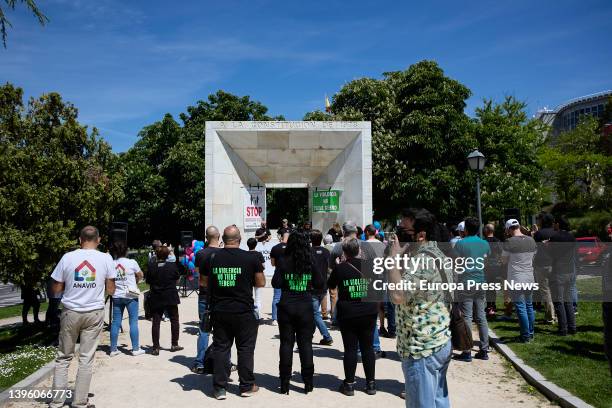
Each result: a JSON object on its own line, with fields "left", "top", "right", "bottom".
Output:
{"left": 272, "top": 255, "right": 324, "bottom": 304}
{"left": 202, "top": 247, "right": 262, "bottom": 313}
{"left": 327, "top": 258, "right": 378, "bottom": 319}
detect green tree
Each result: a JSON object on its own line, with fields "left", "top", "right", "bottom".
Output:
{"left": 118, "top": 90, "right": 283, "bottom": 245}
{"left": 473, "top": 96, "right": 547, "bottom": 222}
{"left": 306, "top": 61, "right": 546, "bottom": 223}
{"left": 0, "top": 83, "right": 123, "bottom": 285}
{"left": 540, "top": 116, "right": 612, "bottom": 210}
{"left": 307, "top": 61, "right": 473, "bottom": 220}
{"left": 0, "top": 0, "right": 48, "bottom": 47}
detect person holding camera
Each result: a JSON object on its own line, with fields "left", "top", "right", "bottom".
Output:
{"left": 387, "top": 208, "right": 453, "bottom": 408}
{"left": 147, "top": 245, "right": 183, "bottom": 355}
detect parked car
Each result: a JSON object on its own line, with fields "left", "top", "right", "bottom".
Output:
{"left": 576, "top": 237, "right": 604, "bottom": 266}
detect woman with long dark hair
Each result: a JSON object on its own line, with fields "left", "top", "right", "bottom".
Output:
{"left": 272, "top": 230, "right": 324, "bottom": 394}
{"left": 147, "top": 245, "right": 183, "bottom": 355}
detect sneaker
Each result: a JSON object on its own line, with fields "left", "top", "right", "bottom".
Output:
{"left": 170, "top": 345, "right": 184, "bottom": 352}
{"left": 271, "top": 320, "right": 278, "bottom": 326}
{"left": 109, "top": 350, "right": 120, "bottom": 357}
{"left": 453, "top": 351, "right": 472, "bottom": 362}
{"left": 240, "top": 384, "right": 259, "bottom": 397}
{"left": 339, "top": 381, "right": 355, "bottom": 396}
{"left": 474, "top": 350, "right": 489, "bottom": 360}
{"left": 365, "top": 380, "right": 376, "bottom": 395}
{"left": 214, "top": 388, "right": 227, "bottom": 400}
{"left": 191, "top": 364, "right": 204, "bottom": 374}
{"left": 319, "top": 338, "right": 333, "bottom": 346}
{"left": 132, "top": 348, "right": 145, "bottom": 356}
{"left": 230, "top": 363, "right": 238, "bottom": 372}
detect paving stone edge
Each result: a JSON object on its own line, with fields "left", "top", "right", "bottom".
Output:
{"left": 0, "top": 360, "right": 55, "bottom": 407}
{"left": 489, "top": 328, "right": 595, "bottom": 408}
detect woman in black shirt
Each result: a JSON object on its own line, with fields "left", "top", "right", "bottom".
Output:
{"left": 328, "top": 237, "right": 378, "bottom": 396}
{"left": 272, "top": 231, "right": 323, "bottom": 394}
{"left": 147, "top": 246, "right": 183, "bottom": 355}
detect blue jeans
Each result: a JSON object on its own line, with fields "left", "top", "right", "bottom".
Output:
{"left": 194, "top": 299, "right": 210, "bottom": 367}
{"left": 402, "top": 340, "right": 451, "bottom": 408}
{"left": 512, "top": 290, "right": 535, "bottom": 340}
{"left": 110, "top": 297, "right": 140, "bottom": 351}
{"left": 272, "top": 289, "right": 282, "bottom": 321}
{"left": 312, "top": 295, "right": 332, "bottom": 341}
{"left": 373, "top": 324, "right": 381, "bottom": 352}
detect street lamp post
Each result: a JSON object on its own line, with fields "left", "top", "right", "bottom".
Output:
{"left": 467, "top": 149, "right": 486, "bottom": 237}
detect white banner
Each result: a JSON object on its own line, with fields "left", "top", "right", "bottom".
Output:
{"left": 244, "top": 187, "right": 266, "bottom": 230}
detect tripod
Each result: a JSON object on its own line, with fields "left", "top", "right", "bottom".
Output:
{"left": 179, "top": 273, "right": 198, "bottom": 298}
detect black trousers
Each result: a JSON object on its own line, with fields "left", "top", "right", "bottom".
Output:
{"left": 22, "top": 293, "right": 41, "bottom": 323}
{"left": 339, "top": 314, "right": 376, "bottom": 383}
{"left": 551, "top": 274, "right": 576, "bottom": 334}
{"left": 151, "top": 305, "right": 179, "bottom": 348}
{"left": 212, "top": 311, "right": 258, "bottom": 391}
{"left": 278, "top": 301, "right": 315, "bottom": 381}
{"left": 603, "top": 301, "right": 612, "bottom": 376}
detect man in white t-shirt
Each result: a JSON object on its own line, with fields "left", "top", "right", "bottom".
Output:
{"left": 49, "top": 226, "right": 117, "bottom": 408}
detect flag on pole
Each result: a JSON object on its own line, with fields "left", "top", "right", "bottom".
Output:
{"left": 325, "top": 94, "right": 331, "bottom": 113}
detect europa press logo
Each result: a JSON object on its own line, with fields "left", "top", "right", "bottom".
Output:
{"left": 74, "top": 260, "right": 96, "bottom": 282}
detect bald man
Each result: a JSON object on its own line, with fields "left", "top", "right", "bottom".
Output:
{"left": 202, "top": 225, "right": 266, "bottom": 399}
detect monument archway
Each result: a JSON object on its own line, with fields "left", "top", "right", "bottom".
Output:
{"left": 204, "top": 121, "right": 372, "bottom": 236}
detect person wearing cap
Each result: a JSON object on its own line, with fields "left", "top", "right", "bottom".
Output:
{"left": 450, "top": 222, "right": 465, "bottom": 247}
{"left": 502, "top": 219, "right": 537, "bottom": 343}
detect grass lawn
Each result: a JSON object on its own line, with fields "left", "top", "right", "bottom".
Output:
{"left": 488, "top": 277, "right": 612, "bottom": 408}
{"left": 0, "top": 323, "right": 57, "bottom": 390}
{"left": 0, "top": 302, "right": 49, "bottom": 321}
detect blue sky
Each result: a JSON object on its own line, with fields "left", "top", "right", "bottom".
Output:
{"left": 1, "top": 0, "right": 611, "bottom": 151}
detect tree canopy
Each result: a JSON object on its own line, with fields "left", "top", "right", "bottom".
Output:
{"left": 0, "top": 83, "right": 123, "bottom": 285}
{"left": 540, "top": 115, "right": 612, "bottom": 211}
{"left": 0, "top": 0, "right": 47, "bottom": 47}
{"left": 309, "top": 60, "right": 546, "bottom": 223}
{"left": 116, "top": 90, "right": 283, "bottom": 246}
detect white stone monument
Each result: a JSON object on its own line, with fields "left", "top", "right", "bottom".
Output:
{"left": 204, "top": 121, "right": 372, "bottom": 235}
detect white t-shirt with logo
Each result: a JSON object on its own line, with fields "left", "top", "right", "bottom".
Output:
{"left": 113, "top": 257, "right": 141, "bottom": 299}
{"left": 51, "top": 249, "right": 117, "bottom": 312}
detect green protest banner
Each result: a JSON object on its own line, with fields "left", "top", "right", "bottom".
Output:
{"left": 312, "top": 190, "right": 340, "bottom": 213}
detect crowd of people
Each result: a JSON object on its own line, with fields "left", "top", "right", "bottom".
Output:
{"left": 42, "top": 209, "right": 612, "bottom": 408}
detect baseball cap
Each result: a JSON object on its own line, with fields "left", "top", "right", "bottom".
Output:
{"left": 456, "top": 221, "right": 465, "bottom": 232}
{"left": 342, "top": 221, "right": 358, "bottom": 234}
{"left": 505, "top": 219, "right": 520, "bottom": 229}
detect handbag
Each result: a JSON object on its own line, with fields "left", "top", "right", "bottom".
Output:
{"left": 199, "top": 253, "right": 215, "bottom": 333}
{"left": 422, "top": 249, "right": 473, "bottom": 351}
